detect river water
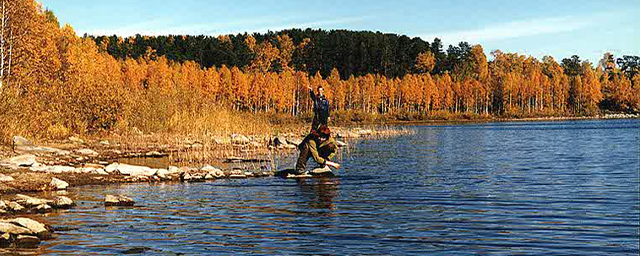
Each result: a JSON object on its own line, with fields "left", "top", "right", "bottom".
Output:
{"left": 20, "top": 119, "right": 640, "bottom": 255}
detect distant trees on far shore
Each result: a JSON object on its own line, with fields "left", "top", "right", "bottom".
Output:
{"left": 1, "top": 0, "right": 639, "bottom": 141}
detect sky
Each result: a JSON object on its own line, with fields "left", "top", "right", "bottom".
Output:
{"left": 43, "top": 0, "right": 639, "bottom": 64}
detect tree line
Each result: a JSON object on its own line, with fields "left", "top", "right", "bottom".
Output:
{"left": 1, "top": 0, "right": 639, "bottom": 141}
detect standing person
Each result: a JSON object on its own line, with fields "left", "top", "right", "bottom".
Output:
{"left": 294, "top": 125, "right": 340, "bottom": 175}
{"left": 308, "top": 85, "right": 330, "bottom": 132}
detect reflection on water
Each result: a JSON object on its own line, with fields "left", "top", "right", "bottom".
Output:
{"left": 10, "top": 119, "right": 640, "bottom": 255}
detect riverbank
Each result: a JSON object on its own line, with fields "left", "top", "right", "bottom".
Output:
{"left": 0, "top": 126, "right": 412, "bottom": 195}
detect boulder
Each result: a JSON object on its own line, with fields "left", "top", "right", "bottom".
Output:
{"left": 0, "top": 174, "right": 14, "bottom": 182}
{"left": 108, "top": 163, "right": 156, "bottom": 177}
{"left": 13, "top": 194, "right": 52, "bottom": 207}
{"left": 12, "top": 136, "right": 32, "bottom": 147}
{"left": 50, "top": 178, "right": 69, "bottom": 190}
{"left": 36, "top": 165, "right": 75, "bottom": 174}
{"left": 14, "top": 235, "right": 40, "bottom": 248}
{"left": 9, "top": 218, "right": 51, "bottom": 239}
{"left": 5, "top": 154, "right": 37, "bottom": 167}
{"left": 51, "top": 196, "right": 74, "bottom": 209}
{"left": 0, "top": 222, "right": 32, "bottom": 235}
{"left": 33, "top": 204, "right": 52, "bottom": 213}
{"left": 231, "top": 134, "right": 250, "bottom": 145}
{"left": 105, "top": 195, "right": 135, "bottom": 206}
{"left": 76, "top": 148, "right": 98, "bottom": 156}
{"left": 5, "top": 201, "right": 25, "bottom": 212}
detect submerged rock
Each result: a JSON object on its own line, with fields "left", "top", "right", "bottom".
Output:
{"left": 105, "top": 195, "right": 135, "bottom": 206}
{"left": 14, "top": 235, "right": 40, "bottom": 248}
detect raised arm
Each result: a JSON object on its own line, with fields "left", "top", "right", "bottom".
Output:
{"left": 309, "top": 86, "right": 316, "bottom": 101}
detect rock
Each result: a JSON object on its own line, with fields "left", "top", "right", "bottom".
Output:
{"left": 34, "top": 204, "right": 52, "bottom": 213}
{"left": 107, "top": 163, "right": 156, "bottom": 177}
{"left": 68, "top": 136, "right": 84, "bottom": 144}
{"left": 13, "top": 194, "right": 52, "bottom": 207}
{"left": 0, "top": 174, "right": 14, "bottom": 182}
{"left": 0, "top": 222, "right": 32, "bottom": 236}
{"left": 99, "top": 140, "right": 110, "bottom": 145}
{"left": 4, "top": 154, "right": 37, "bottom": 167}
{"left": 200, "top": 165, "right": 218, "bottom": 172}
{"left": 12, "top": 136, "right": 32, "bottom": 147}
{"left": 182, "top": 173, "right": 193, "bottom": 181}
{"left": 145, "top": 151, "right": 165, "bottom": 157}
{"left": 32, "top": 165, "right": 75, "bottom": 174}
{"left": 0, "top": 201, "right": 6, "bottom": 211}
{"left": 51, "top": 178, "right": 69, "bottom": 190}
{"left": 207, "top": 169, "right": 224, "bottom": 178}
{"left": 213, "top": 136, "right": 231, "bottom": 145}
{"left": 93, "top": 169, "right": 108, "bottom": 175}
{"left": 51, "top": 196, "right": 74, "bottom": 209}
{"left": 231, "top": 134, "right": 250, "bottom": 145}
{"left": 204, "top": 173, "right": 214, "bottom": 180}
{"left": 104, "top": 163, "right": 119, "bottom": 174}
{"left": 0, "top": 233, "right": 10, "bottom": 247}
{"left": 335, "top": 140, "right": 348, "bottom": 147}
{"left": 14, "top": 235, "right": 40, "bottom": 248}
{"left": 76, "top": 148, "right": 98, "bottom": 156}
{"left": 14, "top": 145, "right": 70, "bottom": 156}
{"left": 168, "top": 166, "right": 179, "bottom": 173}
{"left": 105, "top": 195, "right": 135, "bottom": 206}
{"left": 5, "top": 201, "right": 25, "bottom": 212}
{"left": 9, "top": 218, "right": 51, "bottom": 239}
{"left": 229, "top": 174, "right": 247, "bottom": 179}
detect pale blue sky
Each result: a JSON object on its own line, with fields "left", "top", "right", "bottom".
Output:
{"left": 44, "top": 0, "right": 639, "bottom": 64}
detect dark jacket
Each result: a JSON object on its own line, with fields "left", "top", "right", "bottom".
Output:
{"left": 310, "top": 89, "right": 330, "bottom": 132}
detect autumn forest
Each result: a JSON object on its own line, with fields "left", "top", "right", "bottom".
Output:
{"left": 1, "top": 0, "right": 639, "bottom": 142}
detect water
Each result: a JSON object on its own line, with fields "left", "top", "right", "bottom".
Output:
{"left": 20, "top": 119, "right": 640, "bottom": 255}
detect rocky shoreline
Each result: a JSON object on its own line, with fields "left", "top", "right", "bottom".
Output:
{"left": 0, "top": 127, "right": 406, "bottom": 249}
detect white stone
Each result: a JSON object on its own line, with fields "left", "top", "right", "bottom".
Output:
{"left": 4, "top": 154, "right": 37, "bottom": 167}
{"left": 13, "top": 194, "right": 52, "bottom": 207}
{"left": 51, "top": 196, "right": 74, "bottom": 208}
{"left": 76, "top": 148, "right": 98, "bottom": 156}
{"left": 51, "top": 177, "right": 69, "bottom": 190}
{"left": 115, "top": 164, "right": 156, "bottom": 176}
{"left": 105, "top": 163, "right": 119, "bottom": 174}
{"left": 0, "top": 173, "right": 14, "bottom": 182}
{"left": 0, "top": 222, "right": 32, "bottom": 235}
{"left": 9, "top": 218, "right": 51, "bottom": 239}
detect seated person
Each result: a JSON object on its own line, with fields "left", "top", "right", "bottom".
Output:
{"left": 294, "top": 125, "right": 340, "bottom": 175}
